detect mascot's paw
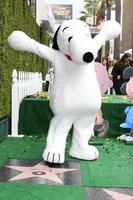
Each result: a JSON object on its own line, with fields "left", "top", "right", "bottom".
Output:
{"left": 102, "top": 20, "right": 121, "bottom": 40}
{"left": 43, "top": 148, "right": 65, "bottom": 164}
{"left": 69, "top": 145, "right": 99, "bottom": 160}
{"left": 8, "top": 31, "right": 32, "bottom": 51}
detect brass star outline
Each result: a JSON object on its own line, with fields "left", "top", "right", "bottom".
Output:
{"left": 6, "top": 161, "right": 78, "bottom": 184}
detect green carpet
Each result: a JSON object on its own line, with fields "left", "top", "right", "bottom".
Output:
{"left": 0, "top": 183, "right": 84, "bottom": 200}
{"left": 0, "top": 137, "right": 133, "bottom": 200}
{"left": 81, "top": 140, "right": 133, "bottom": 187}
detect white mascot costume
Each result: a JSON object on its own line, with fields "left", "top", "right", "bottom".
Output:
{"left": 8, "top": 19, "right": 121, "bottom": 163}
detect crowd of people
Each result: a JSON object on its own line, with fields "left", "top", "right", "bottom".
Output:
{"left": 101, "top": 53, "right": 133, "bottom": 95}
{"left": 94, "top": 53, "right": 133, "bottom": 139}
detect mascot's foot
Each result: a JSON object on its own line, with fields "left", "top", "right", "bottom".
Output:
{"left": 43, "top": 148, "right": 64, "bottom": 164}
{"left": 69, "top": 145, "right": 99, "bottom": 160}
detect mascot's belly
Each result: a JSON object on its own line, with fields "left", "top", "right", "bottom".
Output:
{"left": 50, "top": 61, "right": 101, "bottom": 115}
{"left": 50, "top": 77, "right": 101, "bottom": 115}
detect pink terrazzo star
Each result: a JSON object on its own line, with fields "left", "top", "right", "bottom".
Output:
{"left": 6, "top": 161, "right": 78, "bottom": 184}
{"left": 103, "top": 189, "right": 133, "bottom": 200}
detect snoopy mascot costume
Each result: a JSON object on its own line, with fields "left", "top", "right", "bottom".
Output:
{"left": 8, "top": 19, "right": 121, "bottom": 163}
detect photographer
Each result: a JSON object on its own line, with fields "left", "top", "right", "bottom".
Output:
{"left": 112, "top": 53, "right": 132, "bottom": 95}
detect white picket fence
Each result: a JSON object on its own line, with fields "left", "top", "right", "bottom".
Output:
{"left": 11, "top": 69, "right": 43, "bottom": 137}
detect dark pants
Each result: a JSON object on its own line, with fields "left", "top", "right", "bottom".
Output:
{"left": 113, "top": 80, "right": 123, "bottom": 95}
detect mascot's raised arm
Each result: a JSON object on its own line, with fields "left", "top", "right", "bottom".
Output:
{"left": 8, "top": 19, "right": 121, "bottom": 163}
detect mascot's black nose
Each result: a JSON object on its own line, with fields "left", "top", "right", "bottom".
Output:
{"left": 83, "top": 52, "right": 94, "bottom": 63}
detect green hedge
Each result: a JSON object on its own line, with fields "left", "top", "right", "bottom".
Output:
{"left": 0, "top": 0, "right": 49, "bottom": 118}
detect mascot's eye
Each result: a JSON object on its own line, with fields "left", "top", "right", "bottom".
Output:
{"left": 63, "top": 27, "right": 69, "bottom": 32}
{"left": 68, "top": 37, "right": 73, "bottom": 42}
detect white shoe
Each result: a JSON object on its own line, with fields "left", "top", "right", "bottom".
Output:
{"left": 119, "top": 133, "right": 133, "bottom": 142}
{"left": 125, "top": 133, "right": 133, "bottom": 142}
{"left": 119, "top": 134, "right": 128, "bottom": 140}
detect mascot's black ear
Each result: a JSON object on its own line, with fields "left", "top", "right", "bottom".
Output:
{"left": 123, "top": 67, "right": 133, "bottom": 79}
{"left": 52, "top": 25, "right": 61, "bottom": 50}
{"left": 120, "top": 82, "right": 127, "bottom": 95}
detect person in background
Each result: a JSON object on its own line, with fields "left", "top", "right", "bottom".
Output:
{"left": 102, "top": 57, "right": 107, "bottom": 67}
{"left": 93, "top": 62, "right": 113, "bottom": 138}
{"left": 112, "top": 58, "right": 117, "bottom": 66}
{"left": 112, "top": 53, "right": 132, "bottom": 95}
{"left": 106, "top": 58, "right": 114, "bottom": 94}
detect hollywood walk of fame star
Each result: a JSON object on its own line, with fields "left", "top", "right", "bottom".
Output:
{"left": 85, "top": 188, "right": 133, "bottom": 200}
{"left": 6, "top": 161, "right": 78, "bottom": 184}
{"left": 103, "top": 189, "right": 133, "bottom": 200}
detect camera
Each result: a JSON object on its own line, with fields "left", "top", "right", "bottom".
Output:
{"left": 129, "top": 59, "right": 133, "bottom": 67}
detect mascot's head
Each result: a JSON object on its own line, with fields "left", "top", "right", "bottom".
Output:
{"left": 120, "top": 67, "right": 133, "bottom": 99}
{"left": 52, "top": 19, "right": 121, "bottom": 64}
